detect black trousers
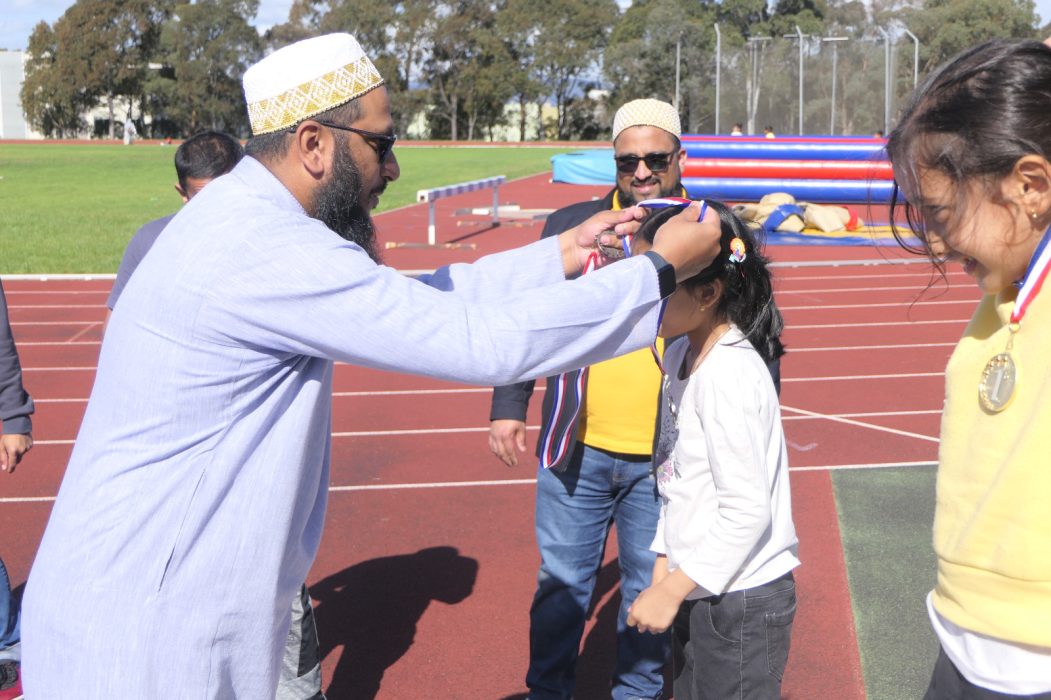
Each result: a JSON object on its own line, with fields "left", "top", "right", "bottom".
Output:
{"left": 923, "top": 647, "right": 1051, "bottom": 700}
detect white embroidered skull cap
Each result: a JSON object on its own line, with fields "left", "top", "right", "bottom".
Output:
{"left": 243, "top": 33, "right": 384, "bottom": 136}
{"left": 611, "top": 99, "right": 681, "bottom": 142}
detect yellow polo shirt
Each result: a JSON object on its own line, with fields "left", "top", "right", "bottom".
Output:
{"left": 577, "top": 340, "right": 664, "bottom": 455}
{"left": 576, "top": 188, "right": 669, "bottom": 455}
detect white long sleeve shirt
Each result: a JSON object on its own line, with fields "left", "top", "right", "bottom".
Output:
{"left": 22, "top": 156, "right": 665, "bottom": 698}
{"left": 652, "top": 328, "right": 799, "bottom": 598}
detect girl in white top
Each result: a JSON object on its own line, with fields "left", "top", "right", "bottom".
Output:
{"left": 627, "top": 199, "right": 799, "bottom": 699}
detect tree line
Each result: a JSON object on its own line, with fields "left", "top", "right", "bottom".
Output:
{"left": 20, "top": 0, "right": 1046, "bottom": 140}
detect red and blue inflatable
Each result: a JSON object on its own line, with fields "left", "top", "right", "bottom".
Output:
{"left": 551, "top": 134, "right": 894, "bottom": 205}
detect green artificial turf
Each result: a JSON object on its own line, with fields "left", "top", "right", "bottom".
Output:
{"left": 0, "top": 143, "right": 579, "bottom": 274}
{"left": 832, "top": 465, "right": 941, "bottom": 700}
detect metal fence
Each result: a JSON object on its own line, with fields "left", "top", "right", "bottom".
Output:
{"left": 682, "top": 32, "right": 922, "bottom": 137}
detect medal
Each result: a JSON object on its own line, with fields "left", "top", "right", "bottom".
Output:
{"left": 595, "top": 231, "right": 627, "bottom": 259}
{"left": 977, "top": 223, "right": 1051, "bottom": 412}
{"left": 979, "top": 350, "right": 1016, "bottom": 412}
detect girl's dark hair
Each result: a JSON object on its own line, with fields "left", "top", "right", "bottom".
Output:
{"left": 636, "top": 201, "right": 785, "bottom": 362}
{"left": 886, "top": 39, "right": 1051, "bottom": 260}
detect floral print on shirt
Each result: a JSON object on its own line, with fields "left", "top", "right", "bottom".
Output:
{"left": 655, "top": 372, "right": 679, "bottom": 487}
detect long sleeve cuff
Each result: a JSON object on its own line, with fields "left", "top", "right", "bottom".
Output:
{"left": 2, "top": 412, "right": 32, "bottom": 435}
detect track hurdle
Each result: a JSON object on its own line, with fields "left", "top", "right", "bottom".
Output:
{"left": 417, "top": 176, "right": 505, "bottom": 245}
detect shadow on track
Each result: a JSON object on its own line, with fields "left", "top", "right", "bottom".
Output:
{"left": 313, "top": 546, "right": 478, "bottom": 699}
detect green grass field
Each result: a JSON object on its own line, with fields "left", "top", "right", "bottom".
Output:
{"left": 0, "top": 143, "right": 579, "bottom": 274}
{"left": 835, "top": 466, "right": 940, "bottom": 699}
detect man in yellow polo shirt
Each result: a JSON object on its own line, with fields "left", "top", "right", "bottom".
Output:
{"left": 488, "top": 99, "right": 686, "bottom": 700}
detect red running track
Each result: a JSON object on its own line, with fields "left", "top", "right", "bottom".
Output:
{"left": 0, "top": 174, "right": 979, "bottom": 698}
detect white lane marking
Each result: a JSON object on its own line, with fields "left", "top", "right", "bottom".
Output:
{"left": 789, "top": 319, "right": 966, "bottom": 329}
{"left": 783, "top": 372, "right": 942, "bottom": 382}
{"left": 0, "top": 461, "right": 940, "bottom": 504}
{"left": 25, "top": 383, "right": 949, "bottom": 406}
{"left": 780, "top": 299, "right": 975, "bottom": 311}
{"left": 787, "top": 342, "right": 955, "bottom": 352}
{"left": 775, "top": 284, "right": 971, "bottom": 295}
{"left": 15, "top": 341, "right": 101, "bottom": 346}
{"left": 9, "top": 321, "right": 102, "bottom": 326}
{"left": 789, "top": 461, "right": 936, "bottom": 472}
{"left": 7, "top": 305, "right": 102, "bottom": 309}
{"left": 781, "top": 404, "right": 939, "bottom": 443}
{"left": 783, "top": 409, "right": 941, "bottom": 420}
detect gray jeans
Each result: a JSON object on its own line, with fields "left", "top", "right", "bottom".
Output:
{"left": 672, "top": 572, "right": 796, "bottom": 700}
{"left": 276, "top": 584, "right": 325, "bottom": 700}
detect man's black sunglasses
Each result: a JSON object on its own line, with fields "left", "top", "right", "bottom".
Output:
{"left": 297, "top": 119, "right": 398, "bottom": 162}
{"left": 614, "top": 151, "right": 677, "bottom": 174}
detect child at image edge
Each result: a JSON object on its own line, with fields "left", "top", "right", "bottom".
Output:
{"left": 886, "top": 39, "right": 1051, "bottom": 698}
{"left": 626, "top": 199, "right": 799, "bottom": 699}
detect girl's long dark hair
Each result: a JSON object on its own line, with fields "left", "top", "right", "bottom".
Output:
{"left": 636, "top": 201, "right": 785, "bottom": 362}
{"left": 886, "top": 39, "right": 1051, "bottom": 261}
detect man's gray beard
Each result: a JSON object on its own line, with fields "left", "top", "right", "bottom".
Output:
{"left": 313, "top": 137, "right": 382, "bottom": 263}
{"left": 616, "top": 178, "right": 682, "bottom": 207}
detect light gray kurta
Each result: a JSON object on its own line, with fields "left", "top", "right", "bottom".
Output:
{"left": 22, "top": 157, "right": 663, "bottom": 698}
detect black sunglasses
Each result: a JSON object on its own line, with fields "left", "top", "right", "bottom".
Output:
{"left": 299, "top": 119, "right": 398, "bottom": 162}
{"left": 614, "top": 150, "right": 677, "bottom": 174}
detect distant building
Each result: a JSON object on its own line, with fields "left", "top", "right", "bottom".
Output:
{"left": 0, "top": 49, "right": 144, "bottom": 140}
{"left": 404, "top": 100, "right": 571, "bottom": 142}
{"left": 0, "top": 50, "right": 40, "bottom": 139}
{"left": 487, "top": 89, "right": 608, "bottom": 142}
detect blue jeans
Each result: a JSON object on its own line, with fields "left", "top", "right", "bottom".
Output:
{"left": 0, "top": 558, "right": 18, "bottom": 653}
{"left": 527, "top": 444, "right": 669, "bottom": 700}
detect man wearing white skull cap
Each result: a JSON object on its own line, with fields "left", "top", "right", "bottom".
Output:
{"left": 21, "top": 33, "right": 721, "bottom": 697}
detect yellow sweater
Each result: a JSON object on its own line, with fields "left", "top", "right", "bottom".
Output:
{"left": 575, "top": 188, "right": 676, "bottom": 455}
{"left": 578, "top": 342, "right": 663, "bottom": 454}
{"left": 933, "top": 284, "right": 1051, "bottom": 647}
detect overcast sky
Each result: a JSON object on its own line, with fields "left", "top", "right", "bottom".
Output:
{"left": 2, "top": 0, "right": 1049, "bottom": 53}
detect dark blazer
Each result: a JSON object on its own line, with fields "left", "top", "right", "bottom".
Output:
{"left": 488, "top": 188, "right": 783, "bottom": 472}
{"left": 0, "top": 279, "right": 33, "bottom": 435}
{"left": 489, "top": 189, "right": 618, "bottom": 471}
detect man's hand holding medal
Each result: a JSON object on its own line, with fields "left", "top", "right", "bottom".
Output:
{"left": 558, "top": 200, "right": 721, "bottom": 280}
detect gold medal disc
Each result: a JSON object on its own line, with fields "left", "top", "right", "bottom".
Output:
{"left": 595, "top": 232, "right": 625, "bottom": 259}
{"left": 978, "top": 352, "right": 1016, "bottom": 413}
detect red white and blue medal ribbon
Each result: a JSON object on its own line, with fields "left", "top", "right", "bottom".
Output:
{"left": 637, "top": 197, "right": 707, "bottom": 223}
{"left": 978, "top": 222, "right": 1051, "bottom": 412}
{"left": 1011, "top": 222, "right": 1051, "bottom": 323}
{"left": 638, "top": 196, "right": 693, "bottom": 208}
{"left": 635, "top": 198, "right": 708, "bottom": 373}
{"left": 548, "top": 219, "right": 649, "bottom": 468}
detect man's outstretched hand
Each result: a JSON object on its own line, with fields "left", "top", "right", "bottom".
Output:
{"left": 558, "top": 207, "right": 646, "bottom": 276}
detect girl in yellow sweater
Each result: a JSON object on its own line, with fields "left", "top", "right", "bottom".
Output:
{"left": 886, "top": 39, "right": 1051, "bottom": 699}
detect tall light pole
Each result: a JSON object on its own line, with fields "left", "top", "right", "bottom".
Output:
{"left": 714, "top": 23, "right": 722, "bottom": 134}
{"left": 674, "top": 37, "right": 681, "bottom": 110}
{"left": 903, "top": 27, "right": 920, "bottom": 89}
{"left": 822, "top": 36, "right": 848, "bottom": 134}
{"left": 746, "top": 36, "right": 772, "bottom": 135}
{"left": 783, "top": 26, "right": 806, "bottom": 134}
{"left": 877, "top": 26, "right": 892, "bottom": 134}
